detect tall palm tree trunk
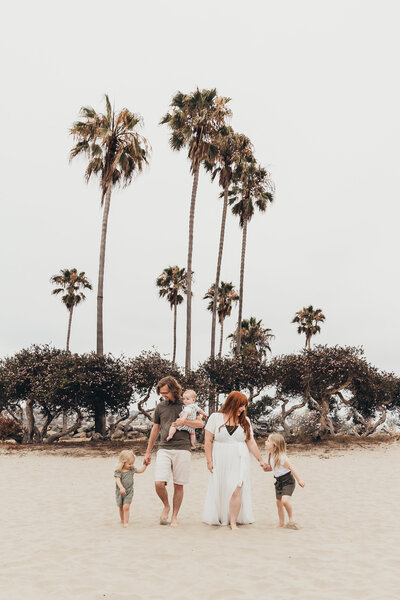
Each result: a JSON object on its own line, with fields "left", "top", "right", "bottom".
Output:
{"left": 236, "top": 218, "right": 248, "bottom": 356}
{"left": 210, "top": 184, "right": 229, "bottom": 359}
{"left": 185, "top": 165, "right": 200, "bottom": 374}
{"left": 97, "top": 186, "right": 112, "bottom": 356}
{"left": 66, "top": 306, "right": 74, "bottom": 352}
{"left": 219, "top": 319, "right": 224, "bottom": 357}
{"left": 95, "top": 186, "right": 111, "bottom": 436}
{"left": 63, "top": 306, "right": 74, "bottom": 433}
{"left": 173, "top": 300, "right": 177, "bottom": 365}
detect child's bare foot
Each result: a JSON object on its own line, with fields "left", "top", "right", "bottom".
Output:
{"left": 160, "top": 506, "right": 170, "bottom": 525}
{"left": 230, "top": 523, "right": 238, "bottom": 530}
{"left": 170, "top": 518, "right": 178, "bottom": 528}
{"left": 277, "top": 522, "right": 285, "bottom": 528}
{"left": 285, "top": 521, "right": 298, "bottom": 530}
{"left": 166, "top": 436, "right": 172, "bottom": 441}
{"left": 123, "top": 523, "right": 128, "bottom": 528}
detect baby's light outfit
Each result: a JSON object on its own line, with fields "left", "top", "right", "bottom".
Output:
{"left": 178, "top": 403, "right": 199, "bottom": 433}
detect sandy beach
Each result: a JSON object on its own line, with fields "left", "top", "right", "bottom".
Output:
{"left": 1, "top": 441, "right": 399, "bottom": 600}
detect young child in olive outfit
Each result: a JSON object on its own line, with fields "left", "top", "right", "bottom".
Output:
{"left": 114, "top": 450, "right": 147, "bottom": 527}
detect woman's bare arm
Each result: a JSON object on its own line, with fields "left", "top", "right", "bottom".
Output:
{"left": 204, "top": 430, "right": 214, "bottom": 472}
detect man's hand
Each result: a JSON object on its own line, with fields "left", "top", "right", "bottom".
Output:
{"left": 143, "top": 453, "right": 152, "bottom": 466}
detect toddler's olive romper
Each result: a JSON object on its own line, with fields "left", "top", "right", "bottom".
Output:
{"left": 114, "top": 468, "right": 137, "bottom": 506}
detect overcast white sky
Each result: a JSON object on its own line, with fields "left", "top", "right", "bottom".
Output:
{"left": 1, "top": 0, "right": 399, "bottom": 375}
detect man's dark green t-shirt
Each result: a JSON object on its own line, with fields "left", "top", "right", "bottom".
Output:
{"left": 154, "top": 400, "right": 191, "bottom": 451}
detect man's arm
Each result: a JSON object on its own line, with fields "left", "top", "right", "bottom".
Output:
{"left": 181, "top": 416, "right": 204, "bottom": 429}
{"left": 144, "top": 424, "right": 160, "bottom": 465}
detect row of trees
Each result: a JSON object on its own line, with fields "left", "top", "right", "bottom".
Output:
{"left": 67, "top": 89, "right": 274, "bottom": 380}
{"left": 50, "top": 265, "right": 326, "bottom": 368}
{"left": 1, "top": 344, "right": 399, "bottom": 443}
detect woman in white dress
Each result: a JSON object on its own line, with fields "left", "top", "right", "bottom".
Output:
{"left": 202, "top": 391, "right": 269, "bottom": 529}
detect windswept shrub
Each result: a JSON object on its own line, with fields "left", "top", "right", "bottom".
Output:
{"left": 0, "top": 414, "right": 23, "bottom": 442}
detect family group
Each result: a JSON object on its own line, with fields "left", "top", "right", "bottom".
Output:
{"left": 114, "top": 376, "right": 305, "bottom": 530}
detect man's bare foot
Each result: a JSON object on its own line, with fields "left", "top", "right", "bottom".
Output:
{"left": 170, "top": 518, "right": 178, "bottom": 528}
{"left": 285, "top": 521, "right": 298, "bottom": 530}
{"left": 160, "top": 506, "right": 170, "bottom": 525}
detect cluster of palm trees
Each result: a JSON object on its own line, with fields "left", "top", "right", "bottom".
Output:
{"left": 57, "top": 89, "right": 275, "bottom": 373}
{"left": 50, "top": 92, "right": 326, "bottom": 369}
{"left": 161, "top": 89, "right": 274, "bottom": 371}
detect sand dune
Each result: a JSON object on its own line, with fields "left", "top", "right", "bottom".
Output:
{"left": 1, "top": 442, "right": 399, "bottom": 600}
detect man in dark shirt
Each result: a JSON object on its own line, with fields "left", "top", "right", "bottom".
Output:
{"left": 144, "top": 376, "right": 204, "bottom": 527}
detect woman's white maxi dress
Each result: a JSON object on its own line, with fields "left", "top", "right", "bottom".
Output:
{"left": 202, "top": 412, "right": 254, "bottom": 526}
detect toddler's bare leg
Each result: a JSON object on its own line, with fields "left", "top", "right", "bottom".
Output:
{"left": 276, "top": 498, "right": 285, "bottom": 526}
{"left": 122, "top": 503, "right": 131, "bottom": 528}
{"left": 119, "top": 506, "right": 124, "bottom": 524}
{"left": 166, "top": 425, "right": 177, "bottom": 441}
{"left": 282, "top": 495, "right": 298, "bottom": 528}
{"left": 190, "top": 432, "right": 196, "bottom": 448}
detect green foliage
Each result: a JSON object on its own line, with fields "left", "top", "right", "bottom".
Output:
{"left": 229, "top": 317, "right": 275, "bottom": 358}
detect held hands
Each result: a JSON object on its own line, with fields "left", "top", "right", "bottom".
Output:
{"left": 259, "top": 461, "right": 271, "bottom": 471}
{"left": 143, "top": 453, "right": 151, "bottom": 466}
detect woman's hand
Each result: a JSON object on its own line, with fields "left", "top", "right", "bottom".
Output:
{"left": 207, "top": 460, "right": 213, "bottom": 473}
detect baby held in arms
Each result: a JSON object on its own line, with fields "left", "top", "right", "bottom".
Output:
{"left": 166, "top": 389, "right": 207, "bottom": 449}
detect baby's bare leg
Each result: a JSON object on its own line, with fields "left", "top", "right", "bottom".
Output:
{"left": 166, "top": 425, "right": 177, "bottom": 441}
{"left": 190, "top": 432, "right": 196, "bottom": 447}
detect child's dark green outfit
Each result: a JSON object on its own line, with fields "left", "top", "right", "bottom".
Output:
{"left": 114, "top": 468, "right": 137, "bottom": 506}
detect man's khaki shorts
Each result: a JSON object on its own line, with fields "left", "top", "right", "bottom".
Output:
{"left": 154, "top": 449, "right": 191, "bottom": 485}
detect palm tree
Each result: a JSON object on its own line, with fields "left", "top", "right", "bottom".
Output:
{"left": 229, "top": 317, "right": 275, "bottom": 357}
{"left": 292, "top": 305, "right": 326, "bottom": 349}
{"left": 204, "top": 128, "right": 253, "bottom": 360}
{"left": 70, "top": 95, "right": 149, "bottom": 435}
{"left": 50, "top": 268, "right": 92, "bottom": 351}
{"left": 160, "top": 88, "right": 232, "bottom": 373}
{"left": 50, "top": 268, "right": 92, "bottom": 431}
{"left": 204, "top": 281, "right": 239, "bottom": 356}
{"left": 70, "top": 95, "right": 149, "bottom": 356}
{"left": 229, "top": 158, "right": 274, "bottom": 355}
{"left": 156, "top": 266, "right": 188, "bottom": 365}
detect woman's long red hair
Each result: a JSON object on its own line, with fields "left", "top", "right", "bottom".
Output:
{"left": 219, "top": 391, "right": 251, "bottom": 440}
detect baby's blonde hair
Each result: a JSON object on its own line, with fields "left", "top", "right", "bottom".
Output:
{"left": 268, "top": 433, "right": 287, "bottom": 469}
{"left": 183, "top": 389, "right": 197, "bottom": 401}
{"left": 116, "top": 449, "right": 135, "bottom": 471}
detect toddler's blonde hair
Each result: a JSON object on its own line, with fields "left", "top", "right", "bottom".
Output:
{"left": 116, "top": 449, "right": 135, "bottom": 471}
{"left": 183, "top": 389, "right": 197, "bottom": 401}
{"left": 268, "top": 433, "right": 287, "bottom": 469}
